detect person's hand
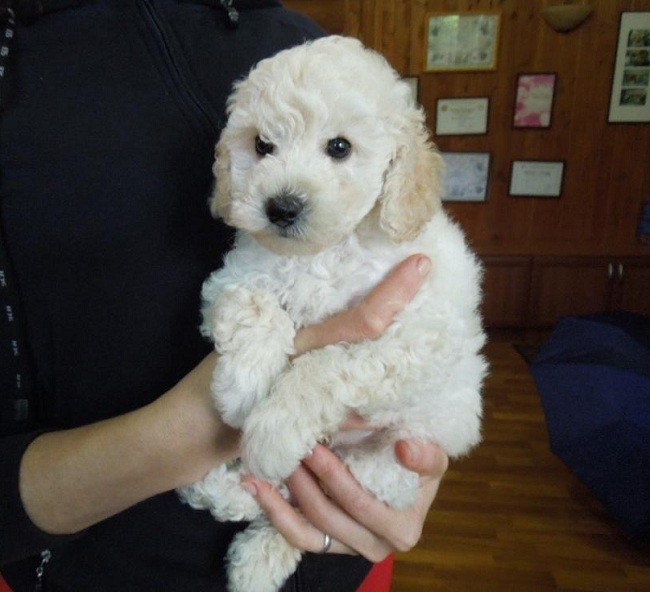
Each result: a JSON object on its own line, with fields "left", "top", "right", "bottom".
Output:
{"left": 242, "top": 440, "right": 448, "bottom": 560}
{"left": 238, "top": 253, "right": 445, "bottom": 559}
{"left": 177, "top": 253, "right": 431, "bottom": 482}
{"left": 293, "top": 254, "right": 431, "bottom": 356}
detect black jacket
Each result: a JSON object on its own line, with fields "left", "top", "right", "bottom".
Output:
{"left": 0, "top": 1, "right": 370, "bottom": 589}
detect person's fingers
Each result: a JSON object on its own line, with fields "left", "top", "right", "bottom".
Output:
{"left": 338, "top": 412, "right": 384, "bottom": 431}
{"left": 358, "top": 254, "right": 431, "bottom": 339}
{"left": 300, "top": 445, "right": 395, "bottom": 538}
{"left": 293, "top": 254, "right": 431, "bottom": 356}
{"left": 394, "top": 440, "right": 449, "bottom": 478}
{"left": 286, "top": 465, "right": 393, "bottom": 562}
{"left": 244, "top": 443, "right": 447, "bottom": 561}
{"left": 300, "top": 445, "right": 427, "bottom": 554}
{"left": 241, "top": 476, "right": 356, "bottom": 555}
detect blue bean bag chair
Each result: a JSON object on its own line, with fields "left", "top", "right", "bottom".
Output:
{"left": 530, "top": 312, "right": 650, "bottom": 540}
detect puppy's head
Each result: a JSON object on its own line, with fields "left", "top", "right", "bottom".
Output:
{"left": 211, "top": 36, "right": 443, "bottom": 255}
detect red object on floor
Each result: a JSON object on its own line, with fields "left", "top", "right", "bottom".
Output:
{"left": 357, "top": 554, "right": 394, "bottom": 592}
{"left": 0, "top": 573, "right": 12, "bottom": 592}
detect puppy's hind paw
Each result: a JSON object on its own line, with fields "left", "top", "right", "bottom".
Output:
{"left": 227, "top": 520, "right": 301, "bottom": 592}
{"left": 177, "top": 462, "right": 263, "bottom": 522}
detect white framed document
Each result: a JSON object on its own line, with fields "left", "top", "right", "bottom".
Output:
{"left": 425, "top": 12, "right": 501, "bottom": 72}
{"left": 608, "top": 12, "right": 650, "bottom": 123}
{"left": 509, "top": 160, "right": 565, "bottom": 198}
{"left": 441, "top": 152, "right": 491, "bottom": 202}
{"left": 436, "top": 97, "right": 489, "bottom": 135}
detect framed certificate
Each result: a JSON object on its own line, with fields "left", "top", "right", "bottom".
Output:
{"left": 436, "top": 97, "right": 489, "bottom": 135}
{"left": 441, "top": 152, "right": 491, "bottom": 202}
{"left": 513, "top": 73, "right": 557, "bottom": 128}
{"left": 425, "top": 12, "right": 501, "bottom": 72}
{"left": 608, "top": 12, "right": 650, "bottom": 123}
{"left": 509, "top": 160, "right": 565, "bottom": 198}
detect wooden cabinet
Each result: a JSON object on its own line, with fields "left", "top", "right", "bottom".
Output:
{"left": 612, "top": 258, "right": 650, "bottom": 315}
{"left": 528, "top": 256, "right": 650, "bottom": 327}
{"left": 480, "top": 256, "right": 532, "bottom": 328}
{"left": 528, "top": 257, "right": 611, "bottom": 326}
{"left": 480, "top": 255, "right": 650, "bottom": 329}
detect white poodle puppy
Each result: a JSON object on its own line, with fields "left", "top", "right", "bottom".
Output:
{"left": 179, "top": 36, "right": 486, "bottom": 592}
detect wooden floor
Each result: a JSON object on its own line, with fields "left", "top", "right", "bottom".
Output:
{"left": 392, "top": 342, "right": 650, "bottom": 592}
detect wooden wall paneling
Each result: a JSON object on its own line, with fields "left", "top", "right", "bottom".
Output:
{"left": 343, "top": 0, "right": 362, "bottom": 39}
{"left": 440, "top": 2, "right": 528, "bottom": 249}
{"left": 514, "top": 2, "right": 563, "bottom": 248}
{"left": 563, "top": 0, "right": 618, "bottom": 246}
{"left": 391, "top": 0, "right": 409, "bottom": 69}
{"left": 283, "top": 0, "right": 351, "bottom": 35}
{"left": 607, "top": 126, "right": 650, "bottom": 245}
{"left": 355, "top": 0, "right": 379, "bottom": 50}
{"left": 523, "top": 12, "right": 580, "bottom": 248}
{"left": 374, "top": 0, "right": 394, "bottom": 68}
{"left": 408, "top": 0, "right": 426, "bottom": 75}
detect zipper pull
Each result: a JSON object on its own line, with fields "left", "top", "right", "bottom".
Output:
{"left": 34, "top": 549, "right": 51, "bottom": 592}
{"left": 219, "top": 0, "right": 239, "bottom": 30}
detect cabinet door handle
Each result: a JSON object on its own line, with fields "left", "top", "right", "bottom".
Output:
{"left": 607, "top": 262, "right": 614, "bottom": 281}
{"left": 617, "top": 262, "right": 625, "bottom": 284}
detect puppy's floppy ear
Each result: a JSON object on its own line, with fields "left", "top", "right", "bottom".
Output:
{"left": 209, "top": 138, "right": 232, "bottom": 222}
{"left": 379, "top": 111, "right": 444, "bottom": 243}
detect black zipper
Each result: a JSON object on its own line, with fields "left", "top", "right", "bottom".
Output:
{"left": 139, "top": 0, "right": 218, "bottom": 139}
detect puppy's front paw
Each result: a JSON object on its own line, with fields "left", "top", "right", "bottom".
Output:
{"left": 242, "top": 351, "right": 351, "bottom": 480}
{"left": 211, "top": 287, "right": 294, "bottom": 351}
{"left": 210, "top": 287, "right": 296, "bottom": 427}
{"left": 242, "top": 402, "right": 316, "bottom": 481}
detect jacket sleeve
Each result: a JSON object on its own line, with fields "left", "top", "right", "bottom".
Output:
{"left": 0, "top": 431, "right": 81, "bottom": 565}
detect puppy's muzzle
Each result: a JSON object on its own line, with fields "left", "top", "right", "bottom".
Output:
{"left": 265, "top": 193, "right": 306, "bottom": 229}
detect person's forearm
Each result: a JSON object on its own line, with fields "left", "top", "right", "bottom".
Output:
{"left": 19, "top": 354, "right": 238, "bottom": 535}
{"left": 17, "top": 255, "right": 429, "bottom": 537}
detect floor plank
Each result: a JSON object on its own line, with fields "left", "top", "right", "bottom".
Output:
{"left": 391, "top": 342, "right": 650, "bottom": 591}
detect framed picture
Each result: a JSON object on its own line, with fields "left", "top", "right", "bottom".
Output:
{"left": 509, "top": 160, "right": 565, "bottom": 198}
{"left": 402, "top": 76, "right": 420, "bottom": 106}
{"left": 441, "top": 152, "right": 491, "bottom": 202}
{"left": 608, "top": 12, "right": 650, "bottom": 123}
{"left": 424, "top": 12, "right": 501, "bottom": 72}
{"left": 436, "top": 97, "right": 489, "bottom": 135}
{"left": 513, "top": 73, "right": 557, "bottom": 128}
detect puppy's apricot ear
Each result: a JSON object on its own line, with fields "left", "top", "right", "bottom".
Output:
{"left": 210, "top": 140, "right": 232, "bottom": 222}
{"left": 379, "top": 115, "right": 444, "bottom": 243}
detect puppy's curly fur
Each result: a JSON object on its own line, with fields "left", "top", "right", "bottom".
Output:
{"left": 179, "top": 36, "right": 486, "bottom": 592}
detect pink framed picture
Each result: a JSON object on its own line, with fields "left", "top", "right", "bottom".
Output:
{"left": 513, "top": 73, "right": 557, "bottom": 128}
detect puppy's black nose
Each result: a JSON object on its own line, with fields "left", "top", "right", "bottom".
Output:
{"left": 265, "top": 193, "right": 305, "bottom": 228}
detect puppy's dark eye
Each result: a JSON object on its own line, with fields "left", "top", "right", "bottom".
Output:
{"left": 255, "top": 135, "right": 275, "bottom": 156}
{"left": 326, "top": 137, "right": 352, "bottom": 160}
